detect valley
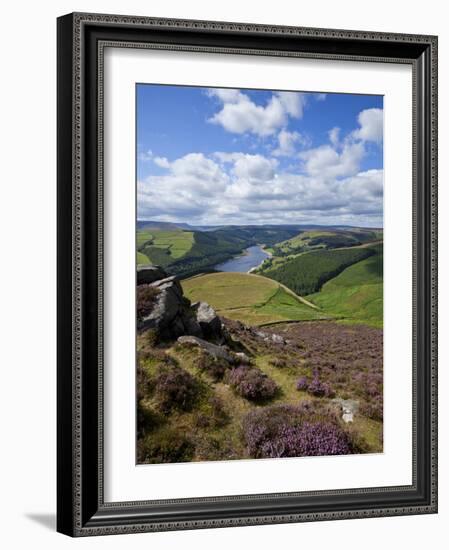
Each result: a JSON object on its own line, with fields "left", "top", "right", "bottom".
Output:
{"left": 137, "top": 222, "right": 383, "bottom": 328}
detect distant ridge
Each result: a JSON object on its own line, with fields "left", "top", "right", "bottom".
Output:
{"left": 137, "top": 220, "right": 197, "bottom": 231}
{"left": 137, "top": 220, "right": 383, "bottom": 232}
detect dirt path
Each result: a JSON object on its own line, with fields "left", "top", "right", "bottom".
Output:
{"left": 248, "top": 273, "right": 320, "bottom": 310}
{"left": 276, "top": 281, "right": 320, "bottom": 310}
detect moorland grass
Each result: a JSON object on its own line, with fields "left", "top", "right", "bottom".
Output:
{"left": 182, "top": 272, "right": 328, "bottom": 326}
{"left": 137, "top": 323, "right": 384, "bottom": 463}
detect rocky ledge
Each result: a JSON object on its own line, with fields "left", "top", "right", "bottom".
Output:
{"left": 137, "top": 265, "right": 224, "bottom": 342}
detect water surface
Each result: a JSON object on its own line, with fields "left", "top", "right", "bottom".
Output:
{"left": 214, "top": 245, "right": 270, "bottom": 273}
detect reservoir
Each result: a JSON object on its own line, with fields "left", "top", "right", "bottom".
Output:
{"left": 214, "top": 245, "right": 270, "bottom": 273}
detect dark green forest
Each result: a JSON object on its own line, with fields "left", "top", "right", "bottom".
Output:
{"left": 263, "top": 247, "right": 375, "bottom": 295}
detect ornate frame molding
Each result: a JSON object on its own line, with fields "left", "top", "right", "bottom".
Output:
{"left": 57, "top": 12, "right": 438, "bottom": 537}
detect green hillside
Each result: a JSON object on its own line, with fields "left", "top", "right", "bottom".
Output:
{"left": 272, "top": 228, "right": 381, "bottom": 257}
{"left": 307, "top": 244, "right": 383, "bottom": 328}
{"left": 211, "top": 225, "right": 300, "bottom": 248}
{"left": 137, "top": 226, "right": 302, "bottom": 275}
{"left": 137, "top": 229, "right": 195, "bottom": 267}
{"left": 182, "top": 272, "right": 328, "bottom": 326}
{"left": 137, "top": 251, "right": 151, "bottom": 265}
{"left": 261, "top": 247, "right": 375, "bottom": 296}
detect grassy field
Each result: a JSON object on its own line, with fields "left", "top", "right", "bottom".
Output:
{"left": 182, "top": 272, "right": 329, "bottom": 326}
{"left": 307, "top": 244, "right": 383, "bottom": 328}
{"left": 137, "top": 251, "right": 151, "bottom": 265}
{"left": 137, "top": 229, "right": 195, "bottom": 266}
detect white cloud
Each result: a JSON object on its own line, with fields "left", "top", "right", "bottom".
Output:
{"left": 299, "top": 141, "right": 365, "bottom": 179}
{"left": 340, "top": 169, "right": 383, "bottom": 201}
{"left": 276, "top": 91, "right": 307, "bottom": 118}
{"left": 352, "top": 108, "right": 383, "bottom": 143}
{"left": 137, "top": 103, "right": 383, "bottom": 226}
{"left": 215, "top": 152, "right": 277, "bottom": 181}
{"left": 169, "top": 153, "right": 228, "bottom": 185}
{"left": 233, "top": 154, "right": 277, "bottom": 180}
{"left": 272, "top": 130, "right": 304, "bottom": 157}
{"left": 153, "top": 156, "right": 170, "bottom": 168}
{"left": 208, "top": 89, "right": 306, "bottom": 137}
{"left": 328, "top": 127, "right": 340, "bottom": 147}
{"left": 138, "top": 149, "right": 383, "bottom": 226}
{"left": 315, "top": 93, "right": 327, "bottom": 101}
{"left": 213, "top": 151, "right": 239, "bottom": 163}
{"left": 138, "top": 153, "right": 229, "bottom": 220}
{"left": 207, "top": 88, "right": 243, "bottom": 104}
{"left": 138, "top": 149, "right": 153, "bottom": 162}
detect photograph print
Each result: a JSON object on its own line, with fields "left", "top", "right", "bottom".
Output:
{"left": 136, "top": 84, "right": 384, "bottom": 465}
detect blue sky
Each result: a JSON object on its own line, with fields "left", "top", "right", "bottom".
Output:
{"left": 137, "top": 84, "right": 383, "bottom": 227}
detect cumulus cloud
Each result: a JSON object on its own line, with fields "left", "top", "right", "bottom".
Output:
{"left": 153, "top": 156, "right": 170, "bottom": 168}
{"left": 272, "top": 130, "right": 305, "bottom": 157}
{"left": 137, "top": 150, "right": 171, "bottom": 168}
{"left": 233, "top": 155, "right": 277, "bottom": 180}
{"left": 138, "top": 149, "right": 383, "bottom": 226}
{"left": 138, "top": 149, "right": 153, "bottom": 162}
{"left": 137, "top": 101, "right": 383, "bottom": 226}
{"left": 168, "top": 153, "right": 228, "bottom": 187}
{"left": 206, "top": 88, "right": 243, "bottom": 103}
{"left": 299, "top": 141, "right": 365, "bottom": 179}
{"left": 207, "top": 89, "right": 306, "bottom": 137}
{"left": 276, "top": 91, "right": 307, "bottom": 118}
{"left": 352, "top": 108, "right": 383, "bottom": 143}
{"left": 328, "top": 127, "right": 340, "bottom": 148}
{"left": 214, "top": 152, "right": 278, "bottom": 180}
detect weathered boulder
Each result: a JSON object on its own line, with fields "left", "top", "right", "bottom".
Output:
{"left": 137, "top": 265, "right": 167, "bottom": 285}
{"left": 182, "top": 314, "right": 203, "bottom": 338}
{"left": 271, "top": 333, "right": 285, "bottom": 345}
{"left": 332, "top": 398, "right": 359, "bottom": 423}
{"left": 150, "top": 275, "right": 183, "bottom": 298}
{"left": 192, "top": 301, "right": 222, "bottom": 340}
{"left": 253, "top": 330, "right": 285, "bottom": 345}
{"left": 138, "top": 282, "right": 182, "bottom": 333}
{"left": 136, "top": 267, "right": 226, "bottom": 343}
{"left": 170, "top": 315, "right": 186, "bottom": 339}
{"left": 177, "top": 335, "right": 235, "bottom": 364}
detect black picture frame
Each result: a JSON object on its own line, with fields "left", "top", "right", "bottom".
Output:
{"left": 57, "top": 12, "right": 438, "bottom": 537}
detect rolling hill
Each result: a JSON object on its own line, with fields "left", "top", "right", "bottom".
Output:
{"left": 182, "top": 272, "right": 329, "bottom": 326}
{"left": 307, "top": 243, "right": 383, "bottom": 327}
{"left": 137, "top": 228, "right": 248, "bottom": 276}
{"left": 268, "top": 228, "right": 382, "bottom": 256}
{"left": 260, "top": 247, "right": 375, "bottom": 296}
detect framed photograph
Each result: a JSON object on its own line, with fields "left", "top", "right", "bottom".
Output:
{"left": 57, "top": 12, "right": 438, "bottom": 536}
